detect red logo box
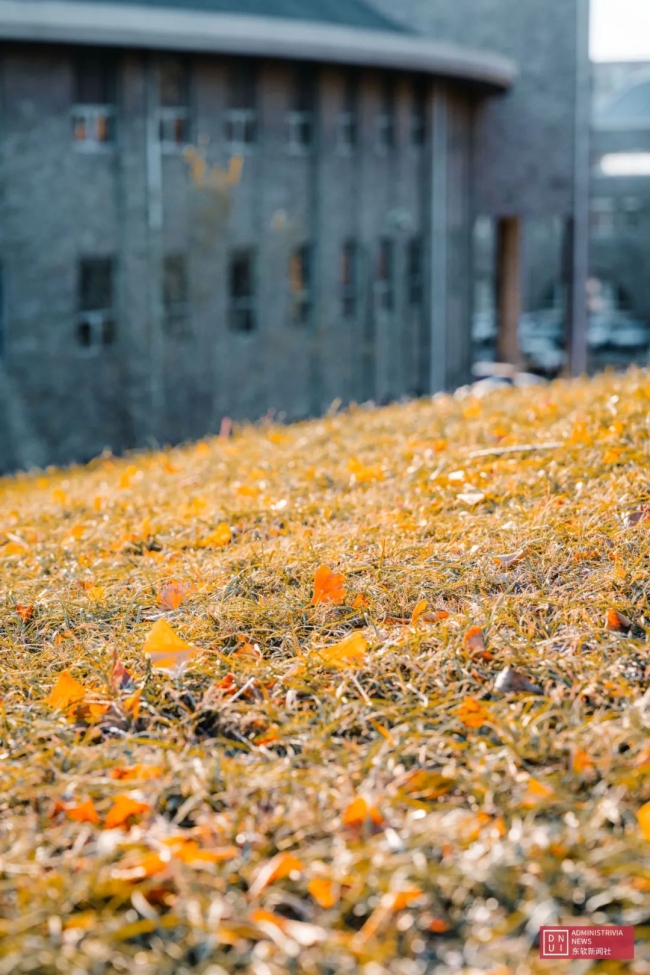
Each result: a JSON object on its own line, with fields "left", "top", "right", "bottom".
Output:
{"left": 540, "top": 926, "right": 634, "bottom": 960}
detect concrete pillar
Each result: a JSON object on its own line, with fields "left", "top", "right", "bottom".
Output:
{"left": 567, "top": 0, "right": 591, "bottom": 376}
{"left": 428, "top": 83, "right": 447, "bottom": 392}
{"left": 496, "top": 215, "right": 522, "bottom": 366}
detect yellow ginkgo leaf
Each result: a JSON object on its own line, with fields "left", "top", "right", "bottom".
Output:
{"left": 316, "top": 631, "right": 368, "bottom": 669}
{"left": 638, "top": 802, "right": 650, "bottom": 841}
{"left": 144, "top": 619, "right": 200, "bottom": 672}
{"left": 201, "top": 523, "right": 231, "bottom": 548}
{"left": 45, "top": 671, "right": 87, "bottom": 713}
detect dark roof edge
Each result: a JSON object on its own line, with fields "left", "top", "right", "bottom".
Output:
{"left": 0, "top": 1, "right": 517, "bottom": 89}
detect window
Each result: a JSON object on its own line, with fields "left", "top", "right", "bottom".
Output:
{"left": 229, "top": 250, "right": 256, "bottom": 332}
{"left": 377, "top": 239, "right": 395, "bottom": 311}
{"left": 289, "top": 245, "right": 312, "bottom": 325}
{"left": 338, "top": 71, "right": 359, "bottom": 154}
{"left": 590, "top": 198, "right": 615, "bottom": 238}
{"left": 377, "top": 78, "right": 396, "bottom": 153}
{"left": 72, "top": 51, "right": 116, "bottom": 148}
{"left": 411, "top": 81, "right": 427, "bottom": 148}
{"left": 340, "top": 240, "right": 359, "bottom": 318}
{"left": 78, "top": 258, "right": 116, "bottom": 349}
{"left": 158, "top": 56, "right": 191, "bottom": 149}
{"left": 287, "top": 66, "right": 315, "bottom": 153}
{"left": 225, "top": 60, "right": 258, "bottom": 153}
{"left": 407, "top": 237, "right": 424, "bottom": 306}
{"left": 163, "top": 255, "right": 190, "bottom": 337}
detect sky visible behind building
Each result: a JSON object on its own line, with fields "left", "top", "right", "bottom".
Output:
{"left": 591, "top": 0, "right": 650, "bottom": 61}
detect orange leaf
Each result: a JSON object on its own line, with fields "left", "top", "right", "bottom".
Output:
{"left": 111, "top": 658, "right": 134, "bottom": 691}
{"left": 308, "top": 878, "right": 338, "bottom": 909}
{"left": 16, "top": 604, "right": 34, "bottom": 622}
{"left": 143, "top": 619, "right": 199, "bottom": 672}
{"left": 429, "top": 918, "right": 450, "bottom": 934}
{"left": 310, "top": 565, "right": 346, "bottom": 606}
{"left": 44, "top": 671, "right": 87, "bottom": 713}
{"left": 158, "top": 581, "right": 191, "bottom": 611}
{"left": 111, "top": 764, "right": 162, "bottom": 782}
{"left": 66, "top": 799, "right": 99, "bottom": 824}
{"left": 352, "top": 593, "right": 370, "bottom": 609}
{"left": 104, "top": 794, "right": 151, "bottom": 829}
{"left": 410, "top": 599, "right": 428, "bottom": 625}
{"left": 201, "top": 523, "right": 231, "bottom": 548}
{"left": 248, "top": 852, "right": 304, "bottom": 899}
{"left": 638, "top": 802, "right": 650, "bottom": 841}
{"left": 457, "top": 697, "right": 491, "bottom": 729}
{"left": 123, "top": 690, "right": 141, "bottom": 721}
{"left": 572, "top": 749, "right": 595, "bottom": 774}
{"left": 385, "top": 888, "right": 422, "bottom": 911}
{"left": 522, "top": 778, "right": 555, "bottom": 806}
{"left": 165, "top": 837, "right": 238, "bottom": 867}
{"left": 464, "top": 627, "right": 486, "bottom": 653}
{"left": 605, "top": 608, "right": 633, "bottom": 633}
{"left": 342, "top": 796, "right": 383, "bottom": 827}
{"left": 317, "top": 631, "right": 367, "bottom": 669}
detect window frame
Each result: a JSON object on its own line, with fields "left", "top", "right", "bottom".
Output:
{"left": 376, "top": 78, "right": 396, "bottom": 155}
{"left": 76, "top": 257, "right": 117, "bottom": 353}
{"left": 228, "top": 248, "right": 257, "bottom": 333}
{"left": 157, "top": 55, "right": 192, "bottom": 152}
{"left": 340, "top": 240, "right": 359, "bottom": 319}
{"left": 289, "top": 244, "right": 312, "bottom": 326}
{"left": 163, "top": 254, "right": 191, "bottom": 338}
{"left": 337, "top": 71, "right": 359, "bottom": 156}
{"left": 72, "top": 53, "right": 117, "bottom": 152}
{"left": 225, "top": 60, "right": 259, "bottom": 154}
{"left": 376, "top": 238, "right": 396, "bottom": 312}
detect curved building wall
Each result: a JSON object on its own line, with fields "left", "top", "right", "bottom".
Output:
{"left": 0, "top": 43, "right": 479, "bottom": 470}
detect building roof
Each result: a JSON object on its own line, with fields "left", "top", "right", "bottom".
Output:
{"left": 0, "top": 0, "right": 517, "bottom": 90}
{"left": 56, "top": 0, "right": 408, "bottom": 32}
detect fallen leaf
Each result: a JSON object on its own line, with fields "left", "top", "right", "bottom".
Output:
{"left": 352, "top": 593, "right": 370, "bottom": 609}
{"left": 410, "top": 599, "right": 428, "bottom": 624}
{"left": 111, "top": 764, "right": 163, "bottom": 782}
{"left": 605, "top": 608, "right": 633, "bottom": 633}
{"left": 310, "top": 565, "right": 346, "bottom": 606}
{"left": 143, "top": 619, "right": 200, "bottom": 672}
{"left": 400, "top": 769, "right": 454, "bottom": 800}
{"left": 457, "top": 697, "right": 491, "bottom": 729}
{"left": 16, "top": 604, "right": 34, "bottom": 622}
{"left": 522, "top": 778, "right": 555, "bottom": 806}
{"left": 429, "top": 918, "right": 450, "bottom": 934}
{"left": 248, "top": 852, "right": 304, "bottom": 899}
{"left": 494, "top": 667, "right": 543, "bottom": 695}
{"left": 123, "top": 690, "right": 141, "bottom": 721}
{"left": 384, "top": 888, "right": 423, "bottom": 911}
{"left": 342, "top": 796, "right": 383, "bottom": 827}
{"left": 316, "top": 631, "right": 367, "bottom": 669}
{"left": 638, "top": 802, "right": 650, "bottom": 841}
{"left": 572, "top": 749, "right": 595, "bottom": 774}
{"left": 457, "top": 491, "right": 486, "bottom": 506}
{"left": 104, "top": 794, "right": 151, "bottom": 829}
{"left": 158, "top": 580, "right": 191, "bottom": 611}
{"left": 494, "top": 548, "right": 527, "bottom": 568}
{"left": 65, "top": 799, "right": 99, "bottom": 824}
{"left": 308, "top": 878, "right": 338, "bottom": 909}
{"left": 111, "top": 657, "right": 134, "bottom": 691}
{"left": 201, "top": 523, "right": 231, "bottom": 547}
{"left": 464, "top": 627, "right": 486, "bottom": 652}
{"left": 624, "top": 507, "right": 650, "bottom": 528}
{"left": 44, "top": 671, "right": 87, "bottom": 713}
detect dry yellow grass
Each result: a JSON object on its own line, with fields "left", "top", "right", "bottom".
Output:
{"left": 1, "top": 369, "right": 650, "bottom": 974}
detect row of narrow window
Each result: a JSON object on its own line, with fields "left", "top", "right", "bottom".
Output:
{"left": 73, "top": 239, "right": 424, "bottom": 349}
{"left": 72, "top": 52, "right": 428, "bottom": 153}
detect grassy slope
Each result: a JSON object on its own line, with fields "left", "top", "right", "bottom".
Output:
{"left": 0, "top": 370, "right": 649, "bottom": 974}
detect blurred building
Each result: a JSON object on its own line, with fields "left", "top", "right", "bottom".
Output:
{"left": 589, "top": 61, "right": 650, "bottom": 369}
{"left": 0, "top": 0, "right": 588, "bottom": 470}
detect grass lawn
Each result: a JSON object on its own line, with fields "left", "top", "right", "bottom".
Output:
{"left": 1, "top": 370, "right": 649, "bottom": 974}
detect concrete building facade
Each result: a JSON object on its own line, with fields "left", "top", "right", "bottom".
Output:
{"left": 0, "top": 0, "right": 588, "bottom": 471}
{"left": 589, "top": 61, "right": 650, "bottom": 369}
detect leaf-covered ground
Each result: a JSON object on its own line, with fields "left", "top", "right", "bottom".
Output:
{"left": 1, "top": 371, "right": 650, "bottom": 975}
